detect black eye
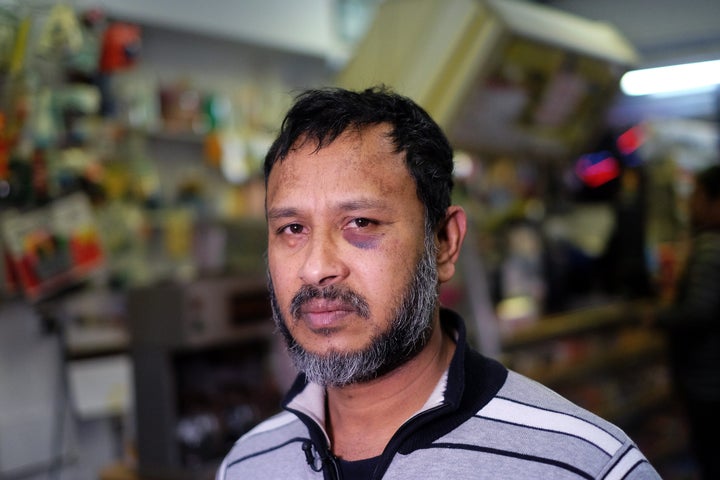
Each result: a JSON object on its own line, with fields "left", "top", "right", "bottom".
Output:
{"left": 354, "top": 218, "right": 371, "bottom": 228}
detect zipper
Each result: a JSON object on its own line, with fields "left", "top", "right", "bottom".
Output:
{"left": 288, "top": 380, "right": 450, "bottom": 479}
{"left": 370, "top": 402, "right": 448, "bottom": 479}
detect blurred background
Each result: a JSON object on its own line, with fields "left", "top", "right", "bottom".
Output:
{"left": 0, "top": 0, "right": 718, "bottom": 479}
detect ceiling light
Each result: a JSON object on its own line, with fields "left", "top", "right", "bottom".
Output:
{"left": 620, "top": 59, "right": 720, "bottom": 96}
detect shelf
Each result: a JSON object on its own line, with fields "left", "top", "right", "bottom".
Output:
{"left": 173, "top": 321, "right": 276, "bottom": 352}
{"left": 145, "top": 129, "right": 206, "bottom": 145}
{"left": 501, "top": 301, "right": 646, "bottom": 350}
{"left": 601, "top": 384, "right": 673, "bottom": 425}
{"left": 516, "top": 333, "right": 666, "bottom": 386}
{"left": 65, "top": 325, "right": 130, "bottom": 360}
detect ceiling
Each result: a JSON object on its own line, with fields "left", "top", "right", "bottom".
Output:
{"left": 542, "top": 0, "right": 720, "bottom": 66}
{"left": 541, "top": 0, "right": 720, "bottom": 127}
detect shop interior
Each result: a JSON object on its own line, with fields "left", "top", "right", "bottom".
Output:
{"left": 0, "top": 0, "right": 718, "bottom": 479}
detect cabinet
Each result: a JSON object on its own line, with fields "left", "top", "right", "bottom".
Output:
{"left": 127, "top": 276, "right": 288, "bottom": 479}
{"left": 500, "top": 302, "right": 691, "bottom": 475}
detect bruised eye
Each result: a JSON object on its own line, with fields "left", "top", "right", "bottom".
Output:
{"left": 344, "top": 218, "right": 382, "bottom": 249}
{"left": 350, "top": 218, "right": 375, "bottom": 228}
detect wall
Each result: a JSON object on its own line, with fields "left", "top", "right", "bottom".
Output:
{"left": 0, "top": 300, "right": 118, "bottom": 480}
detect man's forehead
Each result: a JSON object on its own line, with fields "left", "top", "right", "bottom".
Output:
{"left": 272, "top": 129, "right": 400, "bottom": 177}
{"left": 288, "top": 123, "right": 394, "bottom": 154}
{"left": 266, "top": 136, "right": 417, "bottom": 212}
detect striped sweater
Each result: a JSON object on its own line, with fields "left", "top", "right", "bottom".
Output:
{"left": 217, "top": 309, "right": 660, "bottom": 479}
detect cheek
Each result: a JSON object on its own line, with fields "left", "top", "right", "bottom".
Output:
{"left": 355, "top": 240, "right": 418, "bottom": 291}
{"left": 268, "top": 256, "right": 295, "bottom": 299}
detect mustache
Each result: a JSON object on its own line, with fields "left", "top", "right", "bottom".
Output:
{"left": 289, "top": 284, "right": 371, "bottom": 320}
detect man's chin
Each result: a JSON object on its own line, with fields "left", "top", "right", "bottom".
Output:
{"left": 288, "top": 342, "right": 382, "bottom": 385}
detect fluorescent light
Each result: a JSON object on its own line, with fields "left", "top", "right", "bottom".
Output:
{"left": 620, "top": 59, "right": 720, "bottom": 96}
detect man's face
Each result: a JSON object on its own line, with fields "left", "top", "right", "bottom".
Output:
{"left": 266, "top": 124, "right": 438, "bottom": 386}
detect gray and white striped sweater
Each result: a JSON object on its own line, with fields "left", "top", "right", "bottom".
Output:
{"left": 217, "top": 309, "right": 660, "bottom": 479}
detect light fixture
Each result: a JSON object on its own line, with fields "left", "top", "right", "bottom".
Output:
{"left": 620, "top": 59, "right": 720, "bottom": 96}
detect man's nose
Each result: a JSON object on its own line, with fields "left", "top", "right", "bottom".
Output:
{"left": 299, "top": 230, "right": 349, "bottom": 287}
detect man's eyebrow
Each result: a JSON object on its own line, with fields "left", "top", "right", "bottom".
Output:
{"left": 337, "top": 199, "right": 391, "bottom": 212}
{"left": 267, "top": 199, "right": 392, "bottom": 221}
{"left": 267, "top": 207, "right": 300, "bottom": 221}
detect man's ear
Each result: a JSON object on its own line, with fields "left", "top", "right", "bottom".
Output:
{"left": 436, "top": 206, "right": 467, "bottom": 284}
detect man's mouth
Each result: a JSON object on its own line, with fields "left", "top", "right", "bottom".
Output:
{"left": 297, "top": 299, "right": 357, "bottom": 329}
{"left": 288, "top": 284, "right": 371, "bottom": 333}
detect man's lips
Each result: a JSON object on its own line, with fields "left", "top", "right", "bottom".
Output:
{"left": 297, "top": 299, "right": 357, "bottom": 329}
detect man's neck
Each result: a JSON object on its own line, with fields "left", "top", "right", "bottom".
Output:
{"left": 324, "top": 322, "right": 456, "bottom": 461}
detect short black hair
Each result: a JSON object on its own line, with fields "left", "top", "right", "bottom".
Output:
{"left": 264, "top": 86, "right": 454, "bottom": 231}
{"left": 696, "top": 164, "right": 720, "bottom": 200}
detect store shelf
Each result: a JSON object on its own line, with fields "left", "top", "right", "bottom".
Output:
{"left": 172, "top": 321, "right": 276, "bottom": 353}
{"left": 65, "top": 325, "right": 130, "bottom": 360}
{"left": 518, "top": 334, "right": 665, "bottom": 386}
{"left": 145, "top": 129, "right": 206, "bottom": 145}
{"left": 501, "top": 301, "right": 644, "bottom": 350}
{"left": 602, "top": 385, "right": 673, "bottom": 426}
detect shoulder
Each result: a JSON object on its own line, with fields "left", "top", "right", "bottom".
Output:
{"left": 238, "top": 410, "right": 301, "bottom": 441}
{"left": 388, "top": 366, "right": 661, "bottom": 480}
{"left": 474, "top": 371, "right": 659, "bottom": 479}
{"left": 487, "top": 370, "right": 630, "bottom": 446}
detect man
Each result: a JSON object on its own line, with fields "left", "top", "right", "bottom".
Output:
{"left": 646, "top": 164, "right": 720, "bottom": 480}
{"left": 217, "top": 87, "right": 660, "bottom": 479}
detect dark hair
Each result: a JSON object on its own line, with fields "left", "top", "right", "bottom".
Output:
{"left": 264, "top": 86, "right": 454, "bottom": 231}
{"left": 696, "top": 164, "right": 720, "bottom": 200}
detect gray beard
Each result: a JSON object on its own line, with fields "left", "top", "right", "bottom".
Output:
{"left": 268, "top": 231, "right": 439, "bottom": 387}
